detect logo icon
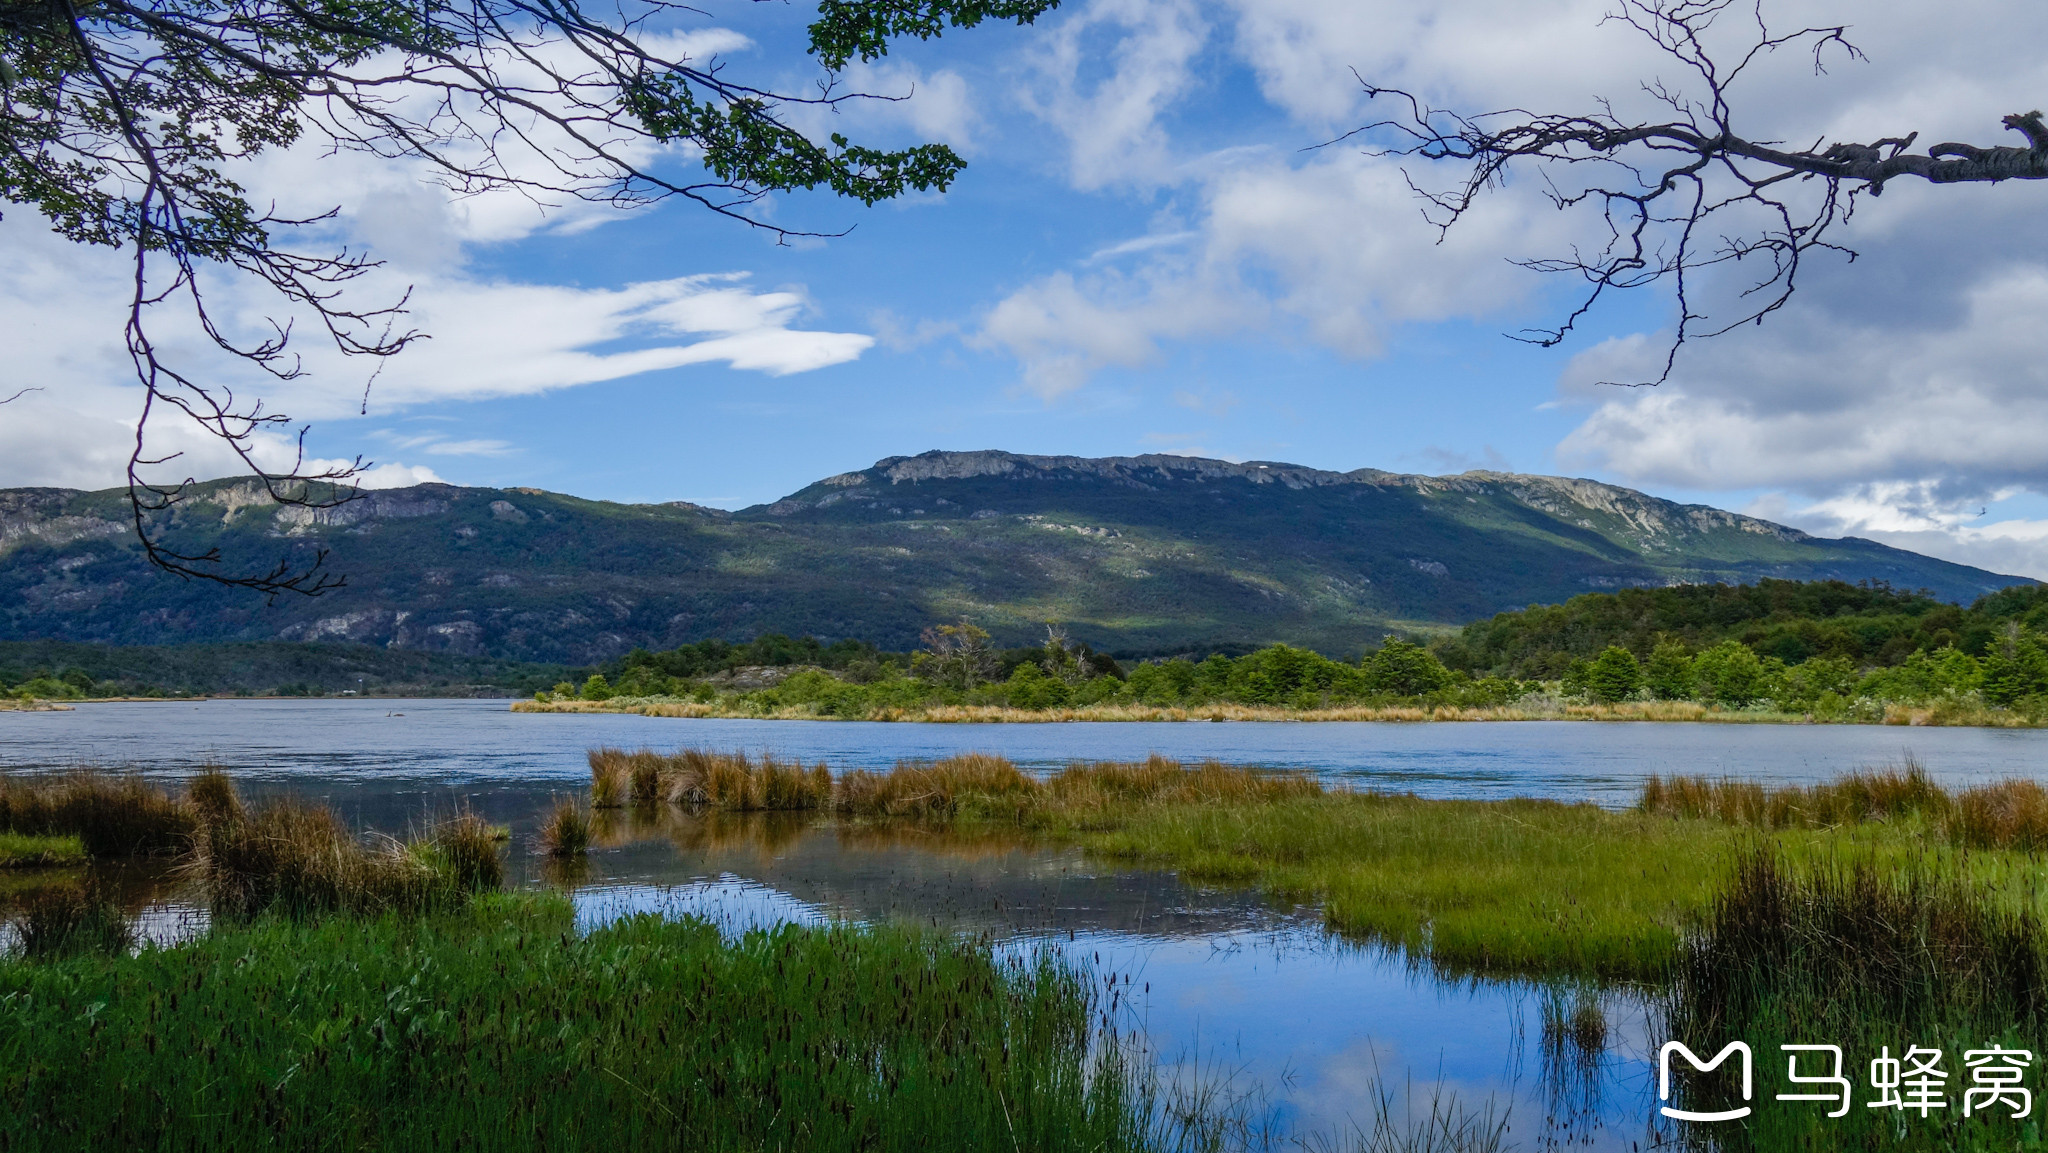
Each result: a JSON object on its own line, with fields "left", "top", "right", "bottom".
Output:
{"left": 1660, "top": 1041, "right": 1754, "bottom": 1122}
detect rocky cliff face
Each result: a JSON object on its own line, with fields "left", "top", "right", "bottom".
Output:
{"left": 0, "top": 453, "right": 2025, "bottom": 661}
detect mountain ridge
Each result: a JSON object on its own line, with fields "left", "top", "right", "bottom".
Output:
{"left": 0, "top": 450, "right": 2028, "bottom": 663}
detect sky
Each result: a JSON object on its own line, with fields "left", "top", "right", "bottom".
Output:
{"left": 6, "top": 0, "right": 2048, "bottom": 577}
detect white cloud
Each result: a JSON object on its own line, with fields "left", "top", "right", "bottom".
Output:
{"left": 0, "top": 199, "right": 871, "bottom": 490}
{"left": 1019, "top": 0, "right": 1209, "bottom": 190}
{"left": 971, "top": 0, "right": 2048, "bottom": 577}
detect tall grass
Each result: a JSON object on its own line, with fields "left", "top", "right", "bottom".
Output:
{"left": 0, "top": 772, "right": 194, "bottom": 856}
{"left": 1640, "top": 760, "right": 2048, "bottom": 849}
{"left": 839, "top": 753, "right": 1039, "bottom": 818}
{"left": 587, "top": 748, "right": 630, "bottom": 808}
{"left": 588, "top": 748, "right": 1322, "bottom": 822}
{"left": 1665, "top": 849, "right": 2048, "bottom": 1149}
{"left": 538, "top": 797, "right": 591, "bottom": 857}
{"left": 0, "top": 895, "right": 1156, "bottom": 1152}
{"left": 5, "top": 880, "right": 133, "bottom": 959}
{"left": 189, "top": 779, "right": 503, "bottom": 919}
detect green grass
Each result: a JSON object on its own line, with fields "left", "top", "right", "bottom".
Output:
{"left": 0, "top": 833, "right": 86, "bottom": 868}
{"left": 0, "top": 893, "right": 1153, "bottom": 1152}
{"left": 1053, "top": 791, "right": 2048, "bottom": 983}
{"left": 1053, "top": 793, "right": 1730, "bottom": 980}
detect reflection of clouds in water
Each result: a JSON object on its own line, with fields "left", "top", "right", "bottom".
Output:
{"left": 17, "top": 699, "right": 2048, "bottom": 807}
{"left": 570, "top": 877, "right": 827, "bottom": 938}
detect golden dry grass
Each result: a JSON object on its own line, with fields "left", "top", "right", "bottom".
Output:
{"left": 537, "top": 797, "right": 591, "bottom": 857}
{"left": 586, "top": 747, "right": 1321, "bottom": 826}
{"left": 1640, "top": 763, "right": 2048, "bottom": 851}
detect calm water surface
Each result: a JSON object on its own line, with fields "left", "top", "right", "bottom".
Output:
{"left": 12, "top": 699, "right": 2046, "bottom": 1146}
{"left": 4, "top": 697, "right": 2047, "bottom": 802}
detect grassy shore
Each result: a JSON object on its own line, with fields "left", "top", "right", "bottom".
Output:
{"left": 586, "top": 750, "right": 2048, "bottom": 986}
{"left": 518, "top": 695, "right": 2027, "bottom": 726}
{"left": 0, "top": 893, "right": 1160, "bottom": 1152}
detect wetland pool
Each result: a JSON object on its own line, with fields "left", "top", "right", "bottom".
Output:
{"left": 12, "top": 698, "right": 2046, "bottom": 1146}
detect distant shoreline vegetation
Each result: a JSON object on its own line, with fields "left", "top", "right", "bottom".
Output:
{"left": 518, "top": 580, "right": 2048, "bottom": 726}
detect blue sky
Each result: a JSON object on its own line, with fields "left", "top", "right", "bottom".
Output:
{"left": 6, "top": 0, "right": 2048, "bottom": 575}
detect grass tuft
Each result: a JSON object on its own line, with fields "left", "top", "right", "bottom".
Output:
{"left": 587, "top": 748, "right": 630, "bottom": 808}
{"left": 538, "top": 797, "right": 591, "bottom": 857}
{"left": 191, "top": 782, "right": 502, "bottom": 920}
{"left": 0, "top": 772, "right": 195, "bottom": 857}
{"left": 186, "top": 767, "right": 244, "bottom": 828}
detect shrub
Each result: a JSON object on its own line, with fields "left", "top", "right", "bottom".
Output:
{"left": 1644, "top": 640, "right": 1694, "bottom": 701}
{"left": 1582, "top": 646, "right": 1642, "bottom": 703}
{"left": 1690, "top": 640, "right": 1767, "bottom": 706}
{"left": 1363, "top": 637, "right": 1454, "bottom": 697}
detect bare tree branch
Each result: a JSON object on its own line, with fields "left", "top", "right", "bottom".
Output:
{"left": 1, "top": 0, "right": 1057, "bottom": 594}
{"left": 1335, "top": 0, "right": 2047, "bottom": 386}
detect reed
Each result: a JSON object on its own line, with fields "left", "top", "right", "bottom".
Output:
{"left": 1045, "top": 754, "right": 1321, "bottom": 810}
{"left": 0, "top": 895, "right": 1156, "bottom": 1152}
{"left": 1639, "top": 760, "right": 1952, "bottom": 829}
{"left": 191, "top": 790, "right": 502, "bottom": 920}
{"left": 627, "top": 749, "right": 663, "bottom": 803}
{"left": 839, "top": 753, "right": 1037, "bottom": 818}
{"left": 1950, "top": 778, "right": 2048, "bottom": 850}
{"left": 7, "top": 880, "right": 132, "bottom": 959}
{"left": 537, "top": 797, "right": 591, "bottom": 857}
{"left": 1639, "top": 761, "right": 2048, "bottom": 850}
{"left": 587, "top": 747, "right": 1321, "bottom": 823}
{"left": 185, "top": 767, "right": 243, "bottom": 828}
{"left": 1663, "top": 849, "right": 2048, "bottom": 1149}
{"left": 587, "top": 748, "right": 630, "bottom": 808}
{"left": 0, "top": 772, "right": 195, "bottom": 857}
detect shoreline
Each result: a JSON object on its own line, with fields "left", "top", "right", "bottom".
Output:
{"left": 510, "top": 697, "right": 2037, "bottom": 727}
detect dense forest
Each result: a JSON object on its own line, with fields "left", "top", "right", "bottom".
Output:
{"left": 1436, "top": 579, "right": 2048, "bottom": 674}
{"left": 16, "top": 578, "right": 2048, "bottom": 718}
{"left": 516, "top": 578, "right": 2048, "bottom": 719}
{"left": 0, "top": 641, "right": 569, "bottom": 700}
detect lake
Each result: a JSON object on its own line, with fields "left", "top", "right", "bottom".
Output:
{"left": 10, "top": 699, "right": 2046, "bottom": 1147}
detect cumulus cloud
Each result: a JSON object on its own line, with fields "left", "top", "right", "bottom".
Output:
{"left": 1019, "top": 0, "right": 1209, "bottom": 190}
{"left": 975, "top": 0, "right": 2048, "bottom": 579}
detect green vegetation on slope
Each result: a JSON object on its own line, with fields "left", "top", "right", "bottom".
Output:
{"left": 0, "top": 639, "right": 570, "bottom": 700}
{"left": 1, "top": 453, "right": 2025, "bottom": 661}
{"left": 1440, "top": 577, "right": 2048, "bottom": 675}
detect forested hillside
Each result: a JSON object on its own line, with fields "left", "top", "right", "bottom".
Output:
{"left": 0, "top": 452, "right": 2027, "bottom": 662}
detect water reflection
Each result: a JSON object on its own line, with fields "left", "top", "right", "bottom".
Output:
{"left": 0, "top": 794, "right": 1663, "bottom": 1150}
{"left": 8, "top": 697, "right": 2048, "bottom": 804}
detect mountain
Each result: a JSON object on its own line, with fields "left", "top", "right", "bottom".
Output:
{"left": 0, "top": 451, "right": 2029, "bottom": 662}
